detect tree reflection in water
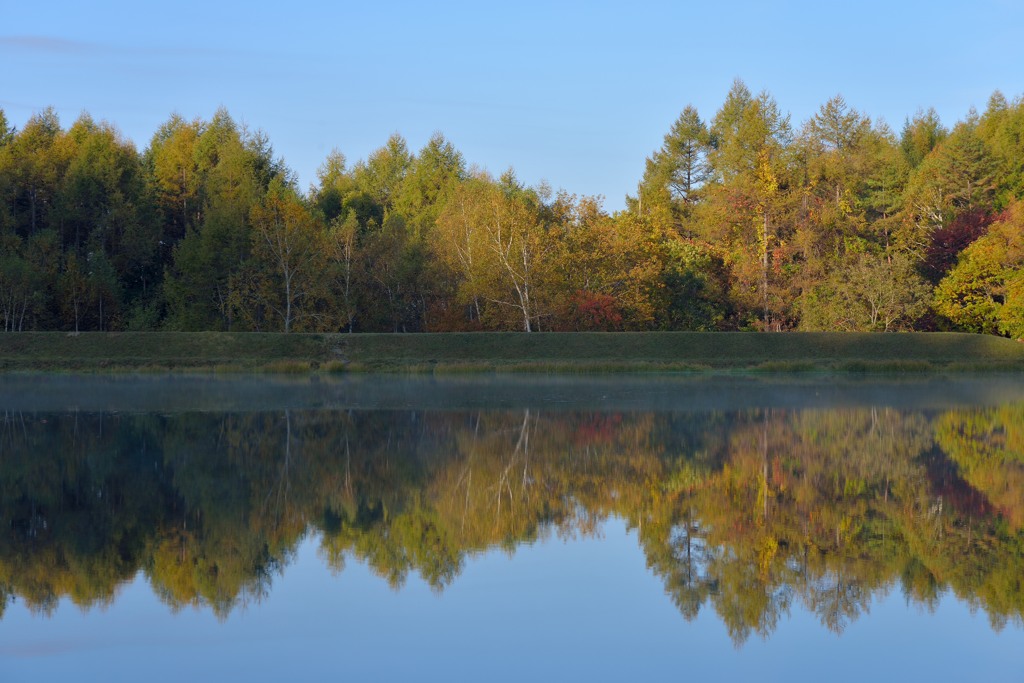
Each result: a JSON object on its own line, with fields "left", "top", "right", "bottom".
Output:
{"left": 1, "top": 403, "right": 1023, "bottom": 643}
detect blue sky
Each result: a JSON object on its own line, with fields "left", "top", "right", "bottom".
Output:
{"left": 3, "top": 0, "right": 1023, "bottom": 210}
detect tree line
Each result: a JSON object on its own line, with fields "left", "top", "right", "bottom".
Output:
{"left": 2, "top": 80, "right": 1024, "bottom": 334}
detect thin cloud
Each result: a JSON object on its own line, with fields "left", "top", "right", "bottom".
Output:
{"left": 0, "top": 98, "right": 55, "bottom": 110}
{"left": 0, "top": 35, "right": 106, "bottom": 55}
{"left": 0, "top": 35, "right": 237, "bottom": 59}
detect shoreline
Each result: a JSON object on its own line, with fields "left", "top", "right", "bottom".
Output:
{"left": 2, "top": 331, "right": 1023, "bottom": 374}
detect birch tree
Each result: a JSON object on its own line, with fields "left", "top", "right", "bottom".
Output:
{"left": 436, "top": 175, "right": 553, "bottom": 331}
{"left": 243, "top": 179, "right": 325, "bottom": 332}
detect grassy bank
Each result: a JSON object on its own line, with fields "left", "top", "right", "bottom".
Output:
{"left": 1, "top": 331, "right": 1023, "bottom": 373}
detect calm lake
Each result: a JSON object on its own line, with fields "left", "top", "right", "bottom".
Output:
{"left": 2, "top": 374, "right": 1023, "bottom": 681}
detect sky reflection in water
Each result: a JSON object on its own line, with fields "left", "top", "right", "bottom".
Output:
{"left": 1, "top": 375, "right": 1023, "bottom": 681}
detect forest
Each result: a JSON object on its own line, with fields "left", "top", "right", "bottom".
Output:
{"left": 2, "top": 79, "right": 1024, "bottom": 335}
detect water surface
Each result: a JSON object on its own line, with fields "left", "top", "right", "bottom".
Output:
{"left": 2, "top": 374, "right": 1023, "bottom": 681}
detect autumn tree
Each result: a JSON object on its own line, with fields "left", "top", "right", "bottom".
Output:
{"left": 934, "top": 199, "right": 1024, "bottom": 337}
{"left": 394, "top": 132, "right": 466, "bottom": 240}
{"left": 0, "top": 109, "right": 13, "bottom": 146}
{"left": 324, "top": 212, "right": 359, "bottom": 332}
{"left": 56, "top": 115, "right": 159, "bottom": 325}
{"left": 631, "top": 105, "right": 712, "bottom": 233}
{"left": 436, "top": 173, "right": 555, "bottom": 331}
{"left": 433, "top": 176, "right": 491, "bottom": 326}
{"left": 550, "top": 195, "right": 662, "bottom": 330}
{"left": 788, "top": 96, "right": 919, "bottom": 329}
{"left": 2, "top": 89, "right": 1023, "bottom": 334}
{"left": 352, "top": 133, "right": 412, "bottom": 212}
{"left": 58, "top": 251, "right": 88, "bottom": 332}
{"left": 793, "top": 97, "right": 874, "bottom": 267}
{"left": 899, "top": 121, "right": 997, "bottom": 258}
{"left": 699, "top": 80, "right": 796, "bottom": 329}
{"left": 657, "top": 237, "right": 734, "bottom": 330}
{"left": 145, "top": 114, "right": 202, "bottom": 243}
{"left": 161, "top": 110, "right": 277, "bottom": 330}
{"left": 0, "top": 235, "right": 36, "bottom": 331}
{"left": 800, "top": 250, "right": 929, "bottom": 331}
{"left": 860, "top": 126, "right": 911, "bottom": 250}
{"left": 976, "top": 91, "right": 1024, "bottom": 207}
{"left": 232, "top": 178, "right": 326, "bottom": 332}
{"left": 387, "top": 133, "right": 466, "bottom": 330}
{"left": 4, "top": 108, "right": 70, "bottom": 237}
{"left": 922, "top": 207, "right": 993, "bottom": 284}
{"left": 900, "top": 108, "right": 947, "bottom": 169}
